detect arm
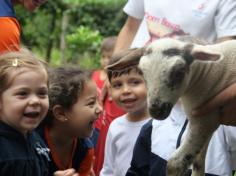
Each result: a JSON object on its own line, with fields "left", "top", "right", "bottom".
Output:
{"left": 216, "top": 36, "right": 236, "bottom": 43}
{"left": 113, "top": 16, "right": 141, "bottom": 54}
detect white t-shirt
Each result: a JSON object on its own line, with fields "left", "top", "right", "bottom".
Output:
{"left": 100, "top": 115, "right": 150, "bottom": 176}
{"left": 124, "top": 0, "right": 236, "bottom": 47}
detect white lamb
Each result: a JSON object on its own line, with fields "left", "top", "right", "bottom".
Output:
{"left": 107, "top": 38, "right": 236, "bottom": 176}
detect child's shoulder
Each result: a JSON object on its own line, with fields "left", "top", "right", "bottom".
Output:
{"left": 109, "top": 114, "right": 128, "bottom": 126}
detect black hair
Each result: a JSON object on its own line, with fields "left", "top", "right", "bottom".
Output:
{"left": 41, "top": 66, "right": 92, "bottom": 127}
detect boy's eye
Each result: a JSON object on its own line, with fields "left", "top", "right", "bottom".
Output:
{"left": 111, "top": 82, "right": 122, "bottom": 89}
{"left": 130, "top": 79, "right": 143, "bottom": 86}
{"left": 131, "top": 80, "right": 141, "bottom": 85}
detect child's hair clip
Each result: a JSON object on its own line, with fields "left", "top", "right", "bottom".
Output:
{"left": 12, "top": 58, "right": 18, "bottom": 67}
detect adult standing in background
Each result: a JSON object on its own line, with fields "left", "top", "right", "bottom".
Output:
{"left": 0, "top": 0, "right": 47, "bottom": 53}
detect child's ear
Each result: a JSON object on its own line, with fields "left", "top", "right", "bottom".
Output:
{"left": 52, "top": 105, "right": 68, "bottom": 122}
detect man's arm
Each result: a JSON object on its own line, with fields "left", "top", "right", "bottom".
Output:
{"left": 113, "top": 16, "right": 141, "bottom": 54}
{"left": 216, "top": 36, "right": 236, "bottom": 43}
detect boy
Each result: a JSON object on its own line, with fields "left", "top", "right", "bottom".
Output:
{"left": 99, "top": 50, "right": 151, "bottom": 176}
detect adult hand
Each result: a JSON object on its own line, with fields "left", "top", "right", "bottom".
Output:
{"left": 192, "top": 83, "right": 236, "bottom": 126}
{"left": 54, "top": 168, "right": 79, "bottom": 176}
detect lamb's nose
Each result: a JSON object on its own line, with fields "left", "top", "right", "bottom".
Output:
{"left": 149, "top": 100, "right": 172, "bottom": 120}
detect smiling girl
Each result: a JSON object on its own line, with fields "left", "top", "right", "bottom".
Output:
{"left": 38, "top": 66, "right": 102, "bottom": 176}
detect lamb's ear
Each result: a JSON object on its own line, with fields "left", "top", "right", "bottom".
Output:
{"left": 191, "top": 45, "right": 222, "bottom": 62}
{"left": 106, "top": 47, "right": 145, "bottom": 70}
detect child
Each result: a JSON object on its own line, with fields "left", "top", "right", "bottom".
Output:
{"left": 126, "top": 102, "right": 236, "bottom": 176}
{"left": 38, "top": 66, "right": 102, "bottom": 176}
{"left": 0, "top": 50, "right": 50, "bottom": 175}
{"left": 92, "top": 36, "right": 125, "bottom": 176}
{"left": 99, "top": 51, "right": 151, "bottom": 176}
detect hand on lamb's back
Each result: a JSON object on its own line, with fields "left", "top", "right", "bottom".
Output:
{"left": 192, "top": 82, "right": 236, "bottom": 126}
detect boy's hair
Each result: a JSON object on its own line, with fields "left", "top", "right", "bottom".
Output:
{"left": 106, "top": 49, "right": 143, "bottom": 83}
{"left": 0, "top": 49, "right": 47, "bottom": 94}
{"left": 100, "top": 36, "right": 117, "bottom": 53}
{"left": 43, "top": 66, "right": 92, "bottom": 127}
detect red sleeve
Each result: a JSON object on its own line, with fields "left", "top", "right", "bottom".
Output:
{"left": 0, "top": 17, "right": 20, "bottom": 53}
{"left": 78, "top": 148, "right": 94, "bottom": 176}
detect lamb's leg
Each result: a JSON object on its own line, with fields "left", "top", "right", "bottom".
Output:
{"left": 191, "top": 136, "right": 211, "bottom": 176}
{"left": 166, "top": 116, "right": 219, "bottom": 176}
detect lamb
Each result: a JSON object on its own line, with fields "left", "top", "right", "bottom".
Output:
{"left": 106, "top": 37, "right": 236, "bottom": 176}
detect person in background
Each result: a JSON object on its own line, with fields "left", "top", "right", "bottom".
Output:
{"left": 100, "top": 50, "right": 151, "bottom": 176}
{"left": 0, "top": 0, "right": 47, "bottom": 53}
{"left": 38, "top": 66, "right": 102, "bottom": 176}
{"left": 92, "top": 36, "right": 125, "bottom": 176}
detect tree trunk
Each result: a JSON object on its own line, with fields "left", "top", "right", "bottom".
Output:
{"left": 60, "top": 11, "right": 69, "bottom": 64}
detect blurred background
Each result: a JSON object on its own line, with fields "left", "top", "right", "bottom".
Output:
{"left": 15, "top": 0, "right": 126, "bottom": 68}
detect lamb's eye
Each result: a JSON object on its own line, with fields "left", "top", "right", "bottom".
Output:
{"left": 168, "top": 66, "right": 186, "bottom": 87}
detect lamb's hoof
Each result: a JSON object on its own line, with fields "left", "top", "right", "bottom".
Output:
{"left": 167, "top": 160, "right": 186, "bottom": 176}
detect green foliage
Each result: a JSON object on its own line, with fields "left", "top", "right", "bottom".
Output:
{"left": 66, "top": 26, "right": 102, "bottom": 54}
{"left": 66, "top": 26, "right": 102, "bottom": 67}
{"left": 16, "top": 0, "right": 126, "bottom": 68}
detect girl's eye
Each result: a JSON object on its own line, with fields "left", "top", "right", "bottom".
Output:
{"left": 38, "top": 90, "right": 48, "bottom": 98}
{"left": 87, "top": 101, "right": 96, "bottom": 107}
{"left": 16, "top": 91, "right": 28, "bottom": 97}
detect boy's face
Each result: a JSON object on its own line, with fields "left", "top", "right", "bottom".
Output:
{"left": 109, "top": 69, "right": 147, "bottom": 113}
{"left": 0, "top": 68, "right": 49, "bottom": 135}
{"left": 100, "top": 50, "right": 113, "bottom": 69}
{"left": 64, "top": 80, "right": 102, "bottom": 138}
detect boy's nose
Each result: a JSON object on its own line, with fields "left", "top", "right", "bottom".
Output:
{"left": 122, "top": 84, "right": 131, "bottom": 94}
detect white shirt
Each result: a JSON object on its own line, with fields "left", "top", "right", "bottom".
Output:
{"left": 124, "top": 0, "right": 236, "bottom": 47}
{"left": 100, "top": 115, "right": 150, "bottom": 176}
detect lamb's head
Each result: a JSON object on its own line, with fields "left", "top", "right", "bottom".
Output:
{"left": 140, "top": 38, "right": 195, "bottom": 119}
{"left": 107, "top": 38, "right": 221, "bottom": 120}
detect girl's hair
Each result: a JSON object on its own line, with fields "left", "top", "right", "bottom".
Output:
{"left": 0, "top": 49, "right": 47, "bottom": 94}
{"left": 43, "top": 66, "right": 92, "bottom": 127}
